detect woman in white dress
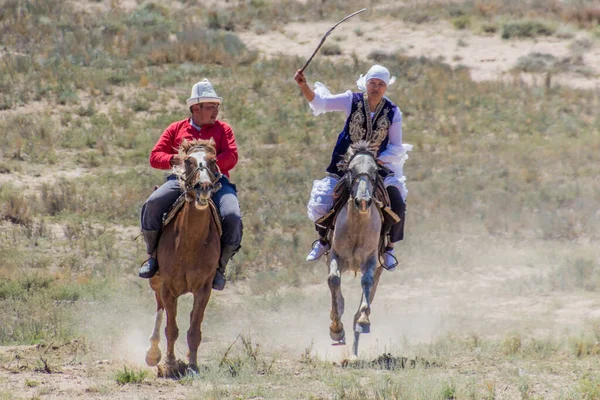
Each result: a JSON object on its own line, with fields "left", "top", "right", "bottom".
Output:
{"left": 294, "top": 65, "right": 411, "bottom": 270}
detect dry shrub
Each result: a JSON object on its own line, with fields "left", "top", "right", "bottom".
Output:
{"left": 481, "top": 23, "right": 498, "bottom": 34}
{"left": 1, "top": 189, "right": 31, "bottom": 226}
{"left": 321, "top": 43, "right": 342, "bottom": 56}
{"left": 550, "top": 257, "right": 600, "bottom": 292}
{"left": 40, "top": 182, "right": 75, "bottom": 217}
{"left": 474, "top": 0, "right": 500, "bottom": 18}
{"left": 452, "top": 15, "right": 471, "bottom": 30}
{"left": 207, "top": 9, "right": 237, "bottom": 31}
{"left": 502, "top": 20, "right": 555, "bottom": 39}
{"left": 172, "top": 28, "right": 256, "bottom": 67}
{"left": 514, "top": 52, "right": 557, "bottom": 73}
{"left": 572, "top": 336, "right": 600, "bottom": 358}
{"left": 502, "top": 333, "right": 522, "bottom": 355}
{"left": 562, "top": 6, "right": 600, "bottom": 27}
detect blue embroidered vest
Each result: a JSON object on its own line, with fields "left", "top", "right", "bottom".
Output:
{"left": 326, "top": 92, "right": 396, "bottom": 177}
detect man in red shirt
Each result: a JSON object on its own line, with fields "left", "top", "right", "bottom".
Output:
{"left": 138, "top": 79, "right": 242, "bottom": 291}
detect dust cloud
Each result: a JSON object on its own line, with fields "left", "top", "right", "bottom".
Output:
{"left": 75, "top": 233, "right": 599, "bottom": 369}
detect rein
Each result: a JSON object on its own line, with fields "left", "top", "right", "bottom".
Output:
{"left": 345, "top": 150, "right": 377, "bottom": 190}
{"left": 181, "top": 146, "right": 222, "bottom": 192}
{"left": 183, "top": 164, "right": 221, "bottom": 190}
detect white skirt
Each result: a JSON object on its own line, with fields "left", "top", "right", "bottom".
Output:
{"left": 306, "top": 174, "right": 408, "bottom": 222}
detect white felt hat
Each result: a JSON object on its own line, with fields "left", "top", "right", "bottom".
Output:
{"left": 186, "top": 78, "right": 222, "bottom": 107}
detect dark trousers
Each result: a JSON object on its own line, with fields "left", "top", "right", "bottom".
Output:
{"left": 386, "top": 186, "right": 406, "bottom": 243}
{"left": 141, "top": 175, "right": 243, "bottom": 252}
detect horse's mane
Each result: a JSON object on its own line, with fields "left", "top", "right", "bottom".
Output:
{"left": 337, "top": 140, "right": 378, "bottom": 172}
{"left": 178, "top": 138, "right": 216, "bottom": 157}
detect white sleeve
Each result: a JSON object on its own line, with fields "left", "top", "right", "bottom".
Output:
{"left": 378, "top": 107, "right": 413, "bottom": 201}
{"left": 308, "top": 82, "right": 353, "bottom": 117}
{"left": 378, "top": 107, "right": 404, "bottom": 163}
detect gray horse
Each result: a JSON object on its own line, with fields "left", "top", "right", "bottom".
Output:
{"left": 327, "top": 141, "right": 385, "bottom": 358}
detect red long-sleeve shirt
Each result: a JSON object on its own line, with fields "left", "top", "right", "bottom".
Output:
{"left": 149, "top": 119, "right": 238, "bottom": 178}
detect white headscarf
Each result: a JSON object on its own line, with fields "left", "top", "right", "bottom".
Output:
{"left": 356, "top": 65, "right": 396, "bottom": 91}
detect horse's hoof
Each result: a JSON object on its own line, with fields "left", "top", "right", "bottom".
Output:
{"left": 355, "top": 322, "right": 370, "bottom": 334}
{"left": 186, "top": 365, "right": 200, "bottom": 377}
{"left": 330, "top": 328, "right": 345, "bottom": 342}
{"left": 157, "top": 358, "right": 187, "bottom": 379}
{"left": 145, "top": 347, "right": 161, "bottom": 367}
{"left": 340, "top": 354, "right": 358, "bottom": 367}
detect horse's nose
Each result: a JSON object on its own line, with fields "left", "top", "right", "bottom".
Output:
{"left": 354, "top": 196, "right": 371, "bottom": 213}
{"left": 193, "top": 182, "right": 213, "bottom": 208}
{"left": 199, "top": 182, "right": 213, "bottom": 198}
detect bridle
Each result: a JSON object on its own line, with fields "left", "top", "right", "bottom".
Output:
{"left": 181, "top": 146, "right": 222, "bottom": 193}
{"left": 345, "top": 150, "right": 377, "bottom": 191}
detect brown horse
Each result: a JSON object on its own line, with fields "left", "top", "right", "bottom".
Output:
{"left": 145, "top": 138, "right": 222, "bottom": 377}
{"left": 327, "top": 141, "right": 385, "bottom": 358}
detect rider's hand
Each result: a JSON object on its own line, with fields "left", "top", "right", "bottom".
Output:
{"left": 170, "top": 155, "right": 184, "bottom": 166}
{"left": 294, "top": 69, "right": 307, "bottom": 86}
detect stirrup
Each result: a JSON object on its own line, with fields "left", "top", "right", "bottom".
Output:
{"left": 380, "top": 250, "right": 398, "bottom": 271}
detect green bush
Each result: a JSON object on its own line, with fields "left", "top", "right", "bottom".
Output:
{"left": 481, "top": 23, "right": 498, "bottom": 34}
{"left": 502, "top": 20, "right": 555, "bottom": 39}
{"left": 452, "top": 15, "right": 471, "bottom": 30}
{"left": 115, "top": 366, "right": 149, "bottom": 385}
{"left": 514, "top": 52, "right": 557, "bottom": 73}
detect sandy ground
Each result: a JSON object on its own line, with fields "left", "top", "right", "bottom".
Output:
{"left": 2, "top": 236, "right": 600, "bottom": 399}
{"left": 239, "top": 18, "right": 600, "bottom": 90}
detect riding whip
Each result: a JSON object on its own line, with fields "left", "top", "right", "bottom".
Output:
{"left": 299, "top": 8, "right": 367, "bottom": 73}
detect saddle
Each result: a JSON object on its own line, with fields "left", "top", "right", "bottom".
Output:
{"left": 315, "top": 173, "right": 401, "bottom": 261}
{"left": 161, "top": 193, "right": 223, "bottom": 237}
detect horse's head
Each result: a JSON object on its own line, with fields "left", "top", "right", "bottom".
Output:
{"left": 340, "top": 141, "right": 379, "bottom": 214}
{"left": 176, "top": 138, "right": 221, "bottom": 209}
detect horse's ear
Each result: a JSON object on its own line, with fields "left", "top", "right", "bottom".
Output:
{"left": 207, "top": 137, "right": 217, "bottom": 153}
{"left": 346, "top": 146, "right": 355, "bottom": 160}
{"left": 180, "top": 139, "right": 190, "bottom": 152}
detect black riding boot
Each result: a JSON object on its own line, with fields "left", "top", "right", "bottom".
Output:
{"left": 212, "top": 244, "right": 240, "bottom": 291}
{"left": 386, "top": 186, "right": 406, "bottom": 243}
{"left": 138, "top": 229, "right": 161, "bottom": 279}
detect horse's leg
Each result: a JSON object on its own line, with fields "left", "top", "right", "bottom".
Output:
{"left": 352, "top": 254, "right": 378, "bottom": 357}
{"left": 161, "top": 286, "right": 180, "bottom": 376}
{"left": 145, "top": 283, "right": 164, "bottom": 367}
{"left": 328, "top": 255, "right": 345, "bottom": 344}
{"left": 356, "top": 254, "right": 377, "bottom": 332}
{"left": 187, "top": 283, "right": 212, "bottom": 373}
{"left": 368, "top": 265, "right": 384, "bottom": 305}
{"left": 351, "top": 295, "right": 363, "bottom": 358}
{"left": 352, "top": 265, "right": 384, "bottom": 357}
